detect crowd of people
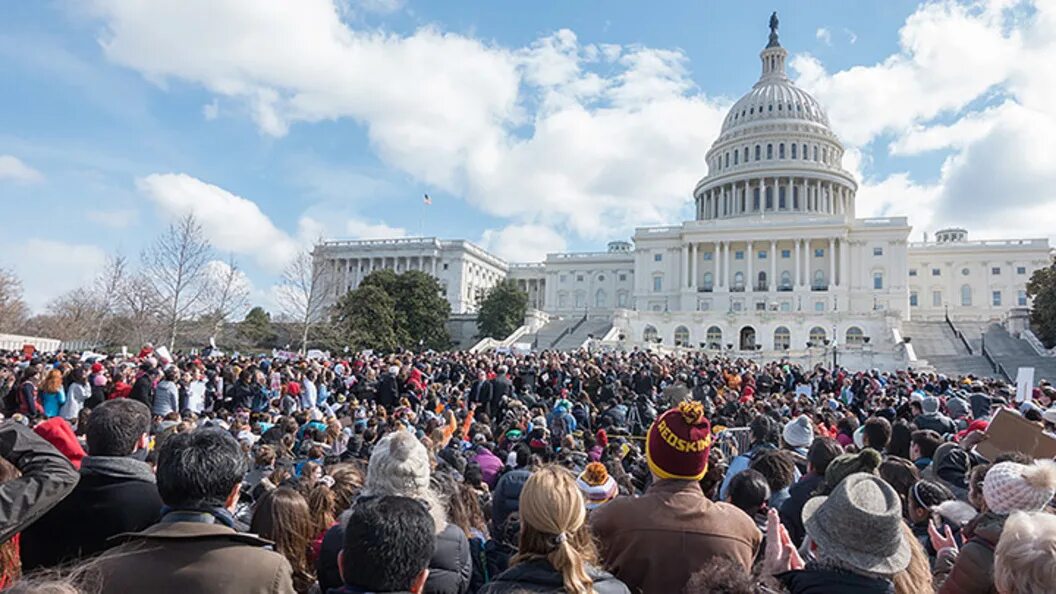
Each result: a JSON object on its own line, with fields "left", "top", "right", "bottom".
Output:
{"left": 0, "top": 343, "right": 1054, "bottom": 593}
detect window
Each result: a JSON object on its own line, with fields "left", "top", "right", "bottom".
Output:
{"left": 443, "top": 263, "right": 449, "bottom": 270}
{"left": 755, "top": 301, "right": 766, "bottom": 311}
{"left": 703, "top": 252, "right": 713, "bottom": 261}
{"left": 933, "top": 291, "right": 943, "bottom": 306}
{"left": 733, "top": 301, "right": 743, "bottom": 311}
{"left": 743, "top": 147, "right": 749, "bottom": 162}
{"left": 1017, "top": 266, "right": 1027, "bottom": 275}
{"left": 574, "top": 292, "right": 585, "bottom": 308}
{"left": 735, "top": 251, "right": 745, "bottom": 260}
{"left": 560, "top": 274, "right": 567, "bottom": 283}
{"left": 873, "top": 272, "right": 884, "bottom": 290}
{"left": 618, "top": 273, "right": 627, "bottom": 281}
{"left": 558, "top": 293, "right": 568, "bottom": 308}
{"left": 932, "top": 268, "right": 941, "bottom": 276}
{"left": 809, "top": 327, "right": 826, "bottom": 345}
{"left": 779, "top": 144, "right": 785, "bottom": 158}
{"left": 1018, "top": 290, "right": 1028, "bottom": 306}
{"left": 703, "top": 272, "right": 714, "bottom": 289}
{"left": 654, "top": 253, "right": 663, "bottom": 262}
{"left": 814, "top": 301, "right": 825, "bottom": 312}
{"left": 643, "top": 325, "right": 658, "bottom": 343}
{"left": 674, "top": 326, "right": 690, "bottom": 347}
{"left": 733, "top": 272, "right": 745, "bottom": 290}
{"left": 595, "top": 289, "right": 607, "bottom": 308}
{"left": 734, "top": 151, "right": 739, "bottom": 165}
{"left": 814, "top": 248, "right": 825, "bottom": 258}
{"left": 758, "top": 250, "right": 767, "bottom": 259}
{"left": 802, "top": 144, "right": 808, "bottom": 160}
{"left": 791, "top": 144, "right": 798, "bottom": 159}
{"left": 780, "top": 270, "right": 792, "bottom": 289}
{"left": 706, "top": 326, "right": 722, "bottom": 348}
{"left": 652, "top": 276, "right": 663, "bottom": 292}
{"left": 845, "top": 327, "right": 865, "bottom": 345}
{"left": 910, "top": 292, "right": 919, "bottom": 307}
{"left": 774, "top": 327, "right": 791, "bottom": 350}
{"left": 597, "top": 275, "right": 605, "bottom": 282}
{"left": 909, "top": 269, "right": 918, "bottom": 277}
{"left": 780, "top": 301, "right": 791, "bottom": 311}
{"left": 617, "top": 292, "right": 628, "bottom": 307}
{"left": 961, "top": 285, "right": 972, "bottom": 306}
{"left": 755, "top": 145, "right": 761, "bottom": 161}
{"left": 576, "top": 275, "right": 584, "bottom": 282}
{"left": 813, "top": 146, "right": 819, "bottom": 161}
{"left": 724, "top": 153, "right": 729, "bottom": 168}
{"left": 992, "top": 291, "right": 1002, "bottom": 306}
{"left": 781, "top": 249, "right": 791, "bottom": 258}
{"left": 991, "top": 267, "right": 1001, "bottom": 275}
{"left": 873, "top": 247, "right": 883, "bottom": 256}
{"left": 767, "top": 144, "right": 773, "bottom": 159}
{"left": 962, "top": 268, "right": 970, "bottom": 276}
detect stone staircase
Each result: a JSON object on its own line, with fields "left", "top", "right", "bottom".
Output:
{"left": 901, "top": 320, "right": 994, "bottom": 378}
{"left": 520, "top": 315, "right": 613, "bottom": 351}
{"left": 981, "top": 324, "right": 1056, "bottom": 384}
{"left": 552, "top": 318, "right": 613, "bottom": 350}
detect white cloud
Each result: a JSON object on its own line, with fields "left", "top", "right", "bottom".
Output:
{"left": 89, "top": 2, "right": 728, "bottom": 243}
{"left": 480, "top": 224, "right": 567, "bottom": 262}
{"left": 843, "top": 28, "right": 858, "bottom": 45}
{"left": 352, "top": 0, "right": 405, "bottom": 14}
{"left": 137, "top": 173, "right": 301, "bottom": 271}
{"left": 202, "top": 99, "right": 219, "bottom": 120}
{"left": 816, "top": 28, "right": 832, "bottom": 46}
{"left": 9, "top": 239, "right": 106, "bottom": 310}
{"left": 0, "top": 155, "right": 44, "bottom": 184}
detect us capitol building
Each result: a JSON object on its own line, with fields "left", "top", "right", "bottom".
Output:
{"left": 315, "top": 16, "right": 1051, "bottom": 364}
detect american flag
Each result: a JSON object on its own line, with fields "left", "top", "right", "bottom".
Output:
{"left": 423, "top": 193, "right": 432, "bottom": 205}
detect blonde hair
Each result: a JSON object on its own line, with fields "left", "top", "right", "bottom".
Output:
{"left": 41, "top": 369, "right": 64, "bottom": 394}
{"left": 994, "top": 511, "right": 1056, "bottom": 594}
{"left": 892, "top": 522, "right": 935, "bottom": 594}
{"left": 514, "top": 465, "right": 597, "bottom": 594}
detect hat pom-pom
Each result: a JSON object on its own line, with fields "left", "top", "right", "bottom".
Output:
{"left": 677, "top": 400, "right": 706, "bottom": 426}
{"left": 1023, "top": 459, "right": 1056, "bottom": 490}
{"left": 859, "top": 448, "right": 883, "bottom": 471}
{"left": 583, "top": 462, "right": 609, "bottom": 486}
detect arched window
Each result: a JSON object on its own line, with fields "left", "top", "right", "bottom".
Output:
{"left": 779, "top": 143, "right": 785, "bottom": 158}
{"left": 574, "top": 292, "right": 585, "bottom": 308}
{"left": 558, "top": 293, "right": 568, "bottom": 308}
{"left": 767, "top": 144, "right": 773, "bottom": 159}
{"left": 813, "top": 146, "right": 819, "bottom": 161}
{"left": 734, "top": 150, "right": 739, "bottom": 165}
{"left": 724, "top": 153, "right": 729, "bottom": 168}
{"left": 792, "top": 186, "right": 799, "bottom": 209}
{"left": 703, "top": 272, "right": 714, "bottom": 290}
{"left": 774, "top": 326, "right": 791, "bottom": 350}
{"left": 617, "top": 291, "right": 628, "bottom": 307}
{"left": 755, "top": 145, "right": 761, "bottom": 161}
{"left": 780, "top": 270, "right": 792, "bottom": 290}
{"left": 961, "top": 284, "right": 972, "bottom": 306}
{"left": 791, "top": 144, "right": 797, "bottom": 159}
{"left": 845, "top": 327, "right": 865, "bottom": 345}
{"left": 674, "top": 326, "right": 690, "bottom": 347}
{"left": 643, "top": 325, "right": 658, "bottom": 343}
{"left": 743, "top": 147, "right": 749, "bottom": 162}
{"left": 753, "top": 188, "right": 761, "bottom": 210}
{"left": 813, "top": 269, "right": 826, "bottom": 289}
{"left": 733, "top": 271, "right": 745, "bottom": 290}
{"left": 758, "top": 271, "right": 767, "bottom": 291}
{"left": 595, "top": 289, "right": 607, "bottom": 308}
{"left": 706, "top": 326, "right": 723, "bottom": 349}
{"left": 822, "top": 147, "right": 828, "bottom": 163}
{"left": 765, "top": 186, "right": 773, "bottom": 209}
{"left": 802, "top": 144, "right": 808, "bottom": 159}
{"left": 809, "top": 326, "right": 827, "bottom": 346}
{"left": 778, "top": 187, "right": 786, "bottom": 209}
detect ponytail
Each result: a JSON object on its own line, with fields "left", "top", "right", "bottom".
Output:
{"left": 548, "top": 532, "right": 595, "bottom": 594}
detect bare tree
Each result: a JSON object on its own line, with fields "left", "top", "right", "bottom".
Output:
{"left": 0, "top": 268, "right": 29, "bottom": 333}
{"left": 141, "top": 214, "right": 213, "bottom": 350}
{"left": 203, "top": 255, "right": 250, "bottom": 347}
{"left": 92, "top": 253, "right": 128, "bottom": 345}
{"left": 23, "top": 290, "right": 101, "bottom": 342}
{"left": 116, "top": 273, "right": 162, "bottom": 349}
{"left": 277, "top": 248, "right": 331, "bottom": 355}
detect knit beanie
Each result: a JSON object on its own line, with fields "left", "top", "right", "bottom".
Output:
{"left": 782, "top": 415, "right": 814, "bottom": 449}
{"left": 946, "top": 397, "right": 970, "bottom": 420}
{"left": 646, "top": 400, "right": 712, "bottom": 480}
{"left": 922, "top": 396, "right": 940, "bottom": 414}
{"left": 33, "top": 417, "right": 86, "bottom": 470}
{"left": 820, "top": 448, "right": 882, "bottom": 494}
{"left": 595, "top": 429, "right": 609, "bottom": 448}
{"left": 577, "top": 462, "right": 618, "bottom": 509}
{"left": 983, "top": 460, "right": 1056, "bottom": 514}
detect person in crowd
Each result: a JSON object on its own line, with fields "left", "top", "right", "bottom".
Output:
{"left": 916, "top": 396, "right": 957, "bottom": 436}
{"left": 879, "top": 456, "right": 921, "bottom": 518}
{"left": 332, "top": 495, "right": 435, "bottom": 594}
{"left": 492, "top": 444, "right": 533, "bottom": 533}
{"left": 92, "top": 428, "right": 296, "bottom": 593}
{"left": 766, "top": 473, "right": 911, "bottom": 593}
{"left": 21, "top": 399, "right": 161, "bottom": 571}
{"left": 993, "top": 511, "right": 1056, "bottom": 594}
{"left": 129, "top": 363, "right": 155, "bottom": 410}
{"left": 749, "top": 449, "right": 797, "bottom": 510}
{"left": 61, "top": 367, "right": 90, "bottom": 423}
{"left": 725, "top": 468, "right": 770, "bottom": 539}
{"left": 575, "top": 462, "right": 618, "bottom": 512}
{"left": 481, "top": 465, "right": 628, "bottom": 594}
{"left": 317, "top": 430, "right": 471, "bottom": 594}
{"left": 592, "top": 401, "right": 760, "bottom": 593}
{"left": 862, "top": 416, "right": 893, "bottom": 452}
{"left": 780, "top": 436, "right": 842, "bottom": 546}
{"left": 719, "top": 414, "right": 779, "bottom": 499}
{"left": 38, "top": 369, "right": 65, "bottom": 419}
{"left": 924, "top": 442, "right": 973, "bottom": 500}
{"left": 153, "top": 366, "right": 180, "bottom": 418}
{"left": 905, "top": 479, "right": 956, "bottom": 558}
{"left": 0, "top": 421, "right": 79, "bottom": 546}
{"left": 933, "top": 459, "right": 1056, "bottom": 593}
{"left": 781, "top": 415, "right": 814, "bottom": 474}
{"left": 910, "top": 429, "right": 943, "bottom": 472}
{"left": 251, "top": 487, "right": 316, "bottom": 593}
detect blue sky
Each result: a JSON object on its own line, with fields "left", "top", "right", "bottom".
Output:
{"left": 2, "top": 0, "right": 1054, "bottom": 312}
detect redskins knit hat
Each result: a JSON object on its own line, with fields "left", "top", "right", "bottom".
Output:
{"left": 646, "top": 400, "right": 712, "bottom": 481}
{"left": 576, "top": 462, "right": 618, "bottom": 509}
{"left": 983, "top": 460, "right": 1056, "bottom": 514}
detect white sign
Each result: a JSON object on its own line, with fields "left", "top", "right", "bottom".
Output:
{"left": 795, "top": 384, "right": 813, "bottom": 399}
{"left": 1016, "top": 367, "right": 1035, "bottom": 403}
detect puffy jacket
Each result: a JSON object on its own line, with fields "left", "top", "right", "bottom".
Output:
{"left": 935, "top": 512, "right": 1004, "bottom": 594}
{"left": 152, "top": 380, "right": 179, "bottom": 417}
{"left": 480, "top": 559, "right": 630, "bottom": 594}
{"left": 778, "top": 566, "right": 895, "bottom": 594}
{"left": 492, "top": 469, "right": 531, "bottom": 530}
{"left": 0, "top": 422, "right": 80, "bottom": 543}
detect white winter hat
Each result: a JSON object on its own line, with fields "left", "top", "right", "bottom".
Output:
{"left": 782, "top": 415, "right": 814, "bottom": 449}
{"left": 983, "top": 460, "right": 1056, "bottom": 515}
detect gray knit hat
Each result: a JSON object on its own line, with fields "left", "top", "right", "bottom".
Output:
{"left": 946, "top": 396, "right": 970, "bottom": 420}
{"left": 803, "top": 473, "right": 912, "bottom": 576}
{"left": 782, "top": 415, "right": 814, "bottom": 449}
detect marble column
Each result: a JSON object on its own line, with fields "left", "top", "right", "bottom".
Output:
{"left": 828, "top": 238, "right": 836, "bottom": 290}
{"left": 770, "top": 240, "right": 777, "bottom": 291}
{"left": 746, "top": 240, "right": 754, "bottom": 292}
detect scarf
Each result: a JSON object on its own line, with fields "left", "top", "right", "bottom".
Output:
{"left": 160, "top": 506, "right": 236, "bottom": 528}
{"left": 80, "top": 455, "right": 156, "bottom": 484}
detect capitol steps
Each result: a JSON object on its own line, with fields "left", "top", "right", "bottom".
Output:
{"left": 981, "top": 324, "right": 1056, "bottom": 384}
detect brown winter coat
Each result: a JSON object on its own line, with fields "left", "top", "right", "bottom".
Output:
{"left": 590, "top": 479, "right": 761, "bottom": 594}
{"left": 93, "top": 520, "right": 296, "bottom": 594}
{"left": 935, "top": 512, "right": 1005, "bottom": 594}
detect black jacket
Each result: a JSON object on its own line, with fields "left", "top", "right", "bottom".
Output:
{"left": 318, "top": 517, "right": 472, "bottom": 594}
{"left": 914, "top": 412, "right": 957, "bottom": 436}
{"left": 480, "top": 559, "right": 630, "bottom": 594}
{"left": 492, "top": 469, "right": 531, "bottom": 531}
{"left": 20, "top": 455, "right": 162, "bottom": 571}
{"left": 779, "top": 472, "right": 825, "bottom": 547}
{"left": 0, "top": 422, "right": 80, "bottom": 544}
{"left": 376, "top": 374, "right": 399, "bottom": 409}
{"left": 778, "top": 567, "right": 895, "bottom": 594}
{"left": 489, "top": 376, "right": 513, "bottom": 405}
{"left": 130, "top": 375, "right": 154, "bottom": 409}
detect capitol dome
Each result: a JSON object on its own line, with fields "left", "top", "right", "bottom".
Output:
{"left": 693, "top": 14, "right": 857, "bottom": 223}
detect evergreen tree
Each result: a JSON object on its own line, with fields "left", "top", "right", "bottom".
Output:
{"left": 347, "top": 269, "right": 451, "bottom": 351}
{"left": 476, "top": 280, "right": 528, "bottom": 339}
{"left": 238, "top": 306, "right": 276, "bottom": 348}
{"left": 332, "top": 285, "right": 398, "bottom": 351}
{"left": 1027, "top": 261, "right": 1056, "bottom": 347}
